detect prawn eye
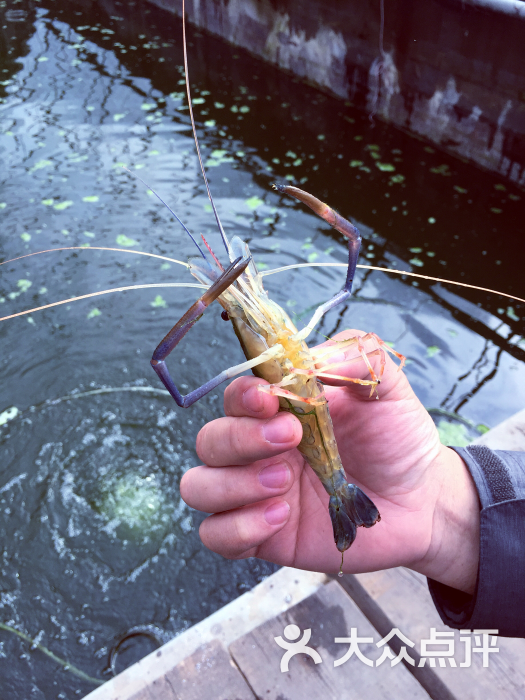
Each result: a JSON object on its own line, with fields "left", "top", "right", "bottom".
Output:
{"left": 221, "top": 310, "right": 229, "bottom": 321}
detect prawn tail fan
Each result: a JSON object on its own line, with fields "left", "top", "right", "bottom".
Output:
{"left": 329, "top": 484, "right": 380, "bottom": 552}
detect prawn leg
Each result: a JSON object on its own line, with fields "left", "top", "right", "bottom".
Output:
{"left": 151, "top": 256, "right": 268, "bottom": 407}
{"left": 273, "top": 185, "right": 362, "bottom": 343}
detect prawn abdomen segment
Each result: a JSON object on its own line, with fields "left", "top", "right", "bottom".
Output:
{"left": 281, "top": 392, "right": 380, "bottom": 553}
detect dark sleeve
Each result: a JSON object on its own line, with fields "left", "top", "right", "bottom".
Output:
{"left": 427, "top": 445, "right": 525, "bottom": 637}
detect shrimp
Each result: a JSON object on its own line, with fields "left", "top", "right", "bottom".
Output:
{"left": 150, "top": 178, "right": 407, "bottom": 571}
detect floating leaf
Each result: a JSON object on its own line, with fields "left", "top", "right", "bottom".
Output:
{"left": 17, "top": 279, "right": 32, "bottom": 293}
{"left": 20, "top": 233, "right": 31, "bottom": 242}
{"left": 160, "top": 263, "right": 170, "bottom": 271}
{"left": 366, "top": 144, "right": 380, "bottom": 151}
{"left": 437, "top": 421, "right": 470, "bottom": 447}
{"left": 245, "top": 196, "right": 263, "bottom": 210}
{"left": 0, "top": 406, "right": 19, "bottom": 426}
{"left": 239, "top": 106, "right": 250, "bottom": 113}
{"left": 148, "top": 150, "right": 160, "bottom": 157}
{"left": 490, "top": 207, "right": 502, "bottom": 214}
{"left": 84, "top": 231, "right": 95, "bottom": 238}
{"left": 307, "top": 252, "right": 319, "bottom": 263}
{"left": 409, "top": 247, "right": 422, "bottom": 253}
{"left": 192, "top": 97, "right": 205, "bottom": 104}
{"left": 41, "top": 198, "right": 54, "bottom": 206}
{"left": 476, "top": 424, "right": 490, "bottom": 434}
{"left": 204, "top": 120, "right": 216, "bottom": 127}
{"left": 509, "top": 193, "right": 521, "bottom": 201}
{"left": 428, "top": 217, "right": 436, "bottom": 224}
{"left": 494, "top": 184, "right": 506, "bottom": 191}
{"left": 211, "top": 150, "right": 228, "bottom": 159}
{"left": 390, "top": 174, "right": 405, "bottom": 184}
{"left": 317, "top": 134, "right": 325, "bottom": 141}
{"left": 82, "top": 196, "right": 99, "bottom": 203}
{"left": 29, "top": 159, "right": 52, "bottom": 172}
{"left": 87, "top": 308, "right": 101, "bottom": 319}
{"left": 453, "top": 185, "right": 467, "bottom": 194}
{"left": 151, "top": 295, "right": 167, "bottom": 308}
{"left": 409, "top": 257, "right": 424, "bottom": 267}
{"left": 116, "top": 234, "right": 138, "bottom": 247}
{"left": 426, "top": 345, "right": 441, "bottom": 358}
{"left": 256, "top": 262, "right": 268, "bottom": 271}
{"left": 204, "top": 203, "right": 213, "bottom": 213}
{"left": 424, "top": 146, "right": 435, "bottom": 154}
{"left": 54, "top": 200, "right": 73, "bottom": 211}
{"left": 507, "top": 306, "right": 520, "bottom": 322}
{"left": 37, "top": 56, "right": 49, "bottom": 62}
{"left": 430, "top": 164, "right": 451, "bottom": 176}
{"left": 141, "top": 103, "right": 156, "bottom": 111}
{"left": 214, "top": 102, "right": 225, "bottom": 109}
{"left": 113, "top": 113, "right": 126, "bottom": 122}
{"left": 350, "top": 160, "right": 363, "bottom": 168}
{"left": 375, "top": 162, "right": 395, "bottom": 172}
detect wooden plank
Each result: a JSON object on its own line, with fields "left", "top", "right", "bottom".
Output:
{"left": 229, "top": 579, "right": 430, "bottom": 699}
{"left": 353, "top": 567, "right": 525, "bottom": 699}
{"left": 335, "top": 575, "right": 456, "bottom": 700}
{"left": 473, "top": 407, "right": 525, "bottom": 450}
{"left": 127, "top": 640, "right": 255, "bottom": 700}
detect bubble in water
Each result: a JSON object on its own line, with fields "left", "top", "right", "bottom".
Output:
{"left": 97, "top": 473, "right": 172, "bottom": 536}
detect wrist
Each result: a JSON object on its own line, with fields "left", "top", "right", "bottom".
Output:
{"left": 412, "top": 446, "right": 480, "bottom": 594}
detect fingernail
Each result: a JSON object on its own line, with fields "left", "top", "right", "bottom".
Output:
{"left": 262, "top": 415, "right": 295, "bottom": 444}
{"left": 258, "top": 462, "right": 290, "bottom": 489}
{"left": 242, "top": 385, "right": 265, "bottom": 413}
{"left": 264, "top": 501, "right": 290, "bottom": 526}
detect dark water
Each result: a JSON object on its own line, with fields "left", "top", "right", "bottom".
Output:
{"left": 0, "top": 0, "right": 524, "bottom": 697}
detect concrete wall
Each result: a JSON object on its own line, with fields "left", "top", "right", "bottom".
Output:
{"left": 147, "top": 0, "right": 525, "bottom": 187}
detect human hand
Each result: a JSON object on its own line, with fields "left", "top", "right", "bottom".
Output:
{"left": 180, "top": 330, "right": 480, "bottom": 594}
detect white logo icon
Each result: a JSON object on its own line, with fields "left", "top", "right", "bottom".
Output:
{"left": 274, "top": 624, "right": 323, "bottom": 672}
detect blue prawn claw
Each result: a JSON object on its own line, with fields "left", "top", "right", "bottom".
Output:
{"left": 329, "top": 484, "right": 380, "bottom": 552}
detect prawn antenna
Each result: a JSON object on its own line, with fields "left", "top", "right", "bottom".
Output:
{"left": 182, "top": 0, "right": 231, "bottom": 259}
{"left": 122, "top": 167, "right": 207, "bottom": 261}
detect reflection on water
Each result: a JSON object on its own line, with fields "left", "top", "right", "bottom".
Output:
{"left": 0, "top": 0, "right": 524, "bottom": 696}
